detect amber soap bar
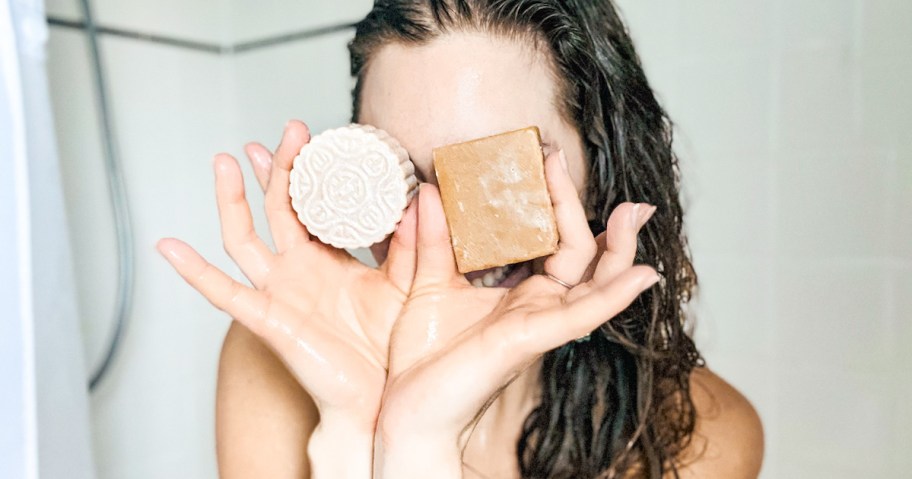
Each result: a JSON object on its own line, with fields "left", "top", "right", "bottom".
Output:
{"left": 433, "top": 126, "right": 559, "bottom": 274}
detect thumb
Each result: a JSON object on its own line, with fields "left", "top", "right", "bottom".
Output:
{"left": 413, "top": 183, "right": 463, "bottom": 288}
{"left": 380, "top": 196, "right": 418, "bottom": 294}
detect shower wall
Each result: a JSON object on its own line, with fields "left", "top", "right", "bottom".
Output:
{"left": 44, "top": 0, "right": 909, "bottom": 478}
{"left": 45, "top": 0, "right": 370, "bottom": 477}
{"left": 614, "top": 0, "right": 911, "bottom": 477}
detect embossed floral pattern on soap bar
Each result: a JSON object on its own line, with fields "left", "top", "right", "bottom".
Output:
{"left": 289, "top": 124, "right": 418, "bottom": 249}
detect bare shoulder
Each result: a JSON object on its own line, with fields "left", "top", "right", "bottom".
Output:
{"left": 217, "top": 320, "right": 320, "bottom": 478}
{"left": 671, "top": 367, "right": 764, "bottom": 479}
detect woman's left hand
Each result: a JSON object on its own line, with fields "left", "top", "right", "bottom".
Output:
{"left": 375, "top": 150, "right": 660, "bottom": 478}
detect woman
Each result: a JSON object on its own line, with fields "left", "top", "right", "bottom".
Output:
{"left": 158, "top": 1, "right": 763, "bottom": 477}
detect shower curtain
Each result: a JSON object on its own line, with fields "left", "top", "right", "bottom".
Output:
{"left": 1, "top": 0, "right": 96, "bottom": 477}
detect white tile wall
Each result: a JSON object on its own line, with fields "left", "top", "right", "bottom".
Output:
{"left": 94, "top": 0, "right": 231, "bottom": 44}
{"left": 779, "top": 0, "right": 856, "bottom": 49}
{"left": 670, "top": 54, "right": 774, "bottom": 158}
{"left": 45, "top": 0, "right": 79, "bottom": 19}
{"left": 49, "top": 28, "right": 236, "bottom": 478}
{"left": 893, "top": 268, "right": 912, "bottom": 473}
{"left": 612, "top": 0, "right": 680, "bottom": 64}
{"left": 228, "top": 29, "right": 367, "bottom": 260}
{"left": 774, "top": 263, "right": 893, "bottom": 370}
{"left": 616, "top": 0, "right": 911, "bottom": 477}
{"left": 45, "top": 0, "right": 371, "bottom": 46}
{"left": 46, "top": 28, "right": 118, "bottom": 372}
{"left": 691, "top": 258, "right": 775, "bottom": 359}
{"left": 48, "top": 0, "right": 910, "bottom": 478}
{"left": 778, "top": 44, "right": 860, "bottom": 152}
{"left": 893, "top": 152, "right": 912, "bottom": 260}
{"left": 676, "top": 1, "right": 774, "bottom": 57}
{"left": 776, "top": 149, "right": 892, "bottom": 259}
{"left": 227, "top": 0, "right": 370, "bottom": 44}
{"left": 47, "top": 2, "right": 370, "bottom": 478}
{"left": 686, "top": 150, "right": 774, "bottom": 258}
{"left": 231, "top": 29, "right": 356, "bottom": 144}
{"left": 45, "top": 0, "right": 230, "bottom": 44}
{"left": 777, "top": 367, "right": 895, "bottom": 476}
{"left": 859, "top": 53, "right": 912, "bottom": 151}
{"left": 860, "top": 0, "right": 912, "bottom": 56}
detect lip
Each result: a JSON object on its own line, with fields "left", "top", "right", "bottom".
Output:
{"left": 499, "top": 260, "right": 533, "bottom": 288}
{"left": 463, "top": 260, "right": 534, "bottom": 288}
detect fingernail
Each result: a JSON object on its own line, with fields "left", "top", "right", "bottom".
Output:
{"left": 636, "top": 204, "right": 657, "bottom": 229}
{"left": 252, "top": 149, "right": 271, "bottom": 170}
{"left": 629, "top": 203, "right": 641, "bottom": 228}
{"left": 559, "top": 149, "right": 569, "bottom": 173}
{"left": 643, "top": 270, "right": 661, "bottom": 290}
{"left": 214, "top": 155, "right": 229, "bottom": 174}
{"left": 156, "top": 239, "right": 185, "bottom": 266}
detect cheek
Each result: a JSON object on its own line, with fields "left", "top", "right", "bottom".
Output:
{"left": 571, "top": 161, "right": 587, "bottom": 199}
{"left": 563, "top": 151, "right": 588, "bottom": 200}
{"left": 369, "top": 237, "right": 391, "bottom": 265}
{"left": 565, "top": 148, "right": 592, "bottom": 218}
{"left": 414, "top": 161, "right": 437, "bottom": 185}
{"left": 565, "top": 144, "right": 589, "bottom": 199}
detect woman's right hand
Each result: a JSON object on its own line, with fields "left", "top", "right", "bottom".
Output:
{"left": 157, "top": 121, "right": 417, "bottom": 434}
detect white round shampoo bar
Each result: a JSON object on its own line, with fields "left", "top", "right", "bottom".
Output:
{"left": 289, "top": 124, "right": 418, "bottom": 249}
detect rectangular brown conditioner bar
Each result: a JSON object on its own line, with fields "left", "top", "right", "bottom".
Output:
{"left": 433, "top": 126, "right": 559, "bottom": 274}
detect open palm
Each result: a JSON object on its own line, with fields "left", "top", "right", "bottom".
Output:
{"left": 380, "top": 152, "right": 659, "bottom": 446}
{"left": 158, "top": 121, "right": 417, "bottom": 422}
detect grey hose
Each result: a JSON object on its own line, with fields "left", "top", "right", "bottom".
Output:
{"left": 78, "top": 0, "right": 135, "bottom": 392}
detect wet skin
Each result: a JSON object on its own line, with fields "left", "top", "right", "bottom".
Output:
{"left": 160, "top": 31, "right": 762, "bottom": 479}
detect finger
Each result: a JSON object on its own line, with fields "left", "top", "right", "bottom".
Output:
{"left": 581, "top": 229, "right": 607, "bottom": 282}
{"left": 266, "top": 120, "right": 311, "bottom": 251}
{"left": 214, "top": 154, "right": 275, "bottom": 287}
{"left": 157, "top": 238, "right": 270, "bottom": 324}
{"left": 413, "top": 183, "right": 464, "bottom": 288}
{"left": 520, "top": 265, "right": 659, "bottom": 354}
{"left": 244, "top": 142, "right": 273, "bottom": 191}
{"left": 592, "top": 203, "right": 656, "bottom": 286}
{"left": 542, "top": 149, "right": 597, "bottom": 287}
{"left": 380, "top": 196, "right": 419, "bottom": 294}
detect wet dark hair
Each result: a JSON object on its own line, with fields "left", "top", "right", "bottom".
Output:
{"left": 350, "top": 1, "right": 703, "bottom": 477}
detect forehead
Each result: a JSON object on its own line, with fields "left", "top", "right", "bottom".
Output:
{"left": 357, "top": 32, "right": 567, "bottom": 175}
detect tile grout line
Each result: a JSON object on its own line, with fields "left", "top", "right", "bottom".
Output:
{"left": 45, "top": 15, "right": 355, "bottom": 55}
